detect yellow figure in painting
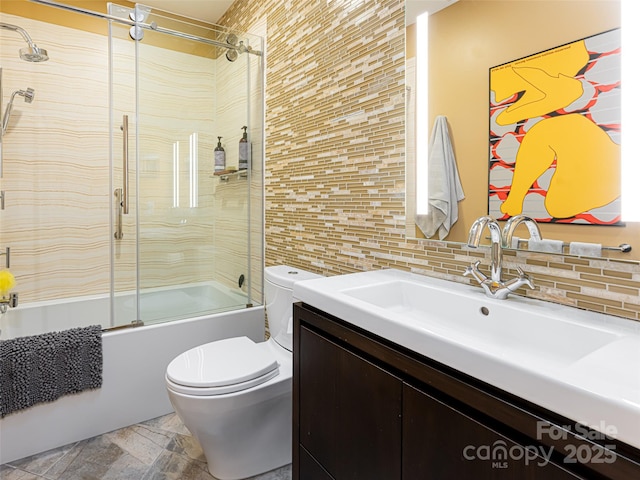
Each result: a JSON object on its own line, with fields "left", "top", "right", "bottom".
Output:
{"left": 500, "top": 114, "right": 621, "bottom": 218}
{"left": 492, "top": 38, "right": 621, "bottom": 219}
{"left": 492, "top": 41, "right": 589, "bottom": 125}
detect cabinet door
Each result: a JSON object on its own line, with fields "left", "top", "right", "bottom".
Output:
{"left": 403, "top": 383, "right": 584, "bottom": 480}
{"left": 298, "top": 326, "right": 402, "bottom": 480}
{"left": 299, "top": 446, "right": 336, "bottom": 480}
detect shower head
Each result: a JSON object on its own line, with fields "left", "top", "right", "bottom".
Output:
{"left": 20, "top": 46, "right": 49, "bottom": 63}
{"left": 0, "top": 22, "right": 49, "bottom": 62}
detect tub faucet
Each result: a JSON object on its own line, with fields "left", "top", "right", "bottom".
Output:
{"left": 464, "top": 216, "right": 534, "bottom": 300}
{"left": 0, "top": 292, "right": 18, "bottom": 314}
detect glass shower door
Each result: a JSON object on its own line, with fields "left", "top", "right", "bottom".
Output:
{"left": 109, "top": 4, "right": 140, "bottom": 328}
{"left": 0, "top": 4, "right": 120, "bottom": 336}
{"left": 131, "top": 5, "right": 258, "bottom": 324}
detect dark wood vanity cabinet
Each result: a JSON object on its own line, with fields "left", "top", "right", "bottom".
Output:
{"left": 293, "top": 303, "right": 640, "bottom": 480}
{"left": 402, "top": 383, "right": 582, "bottom": 479}
{"left": 298, "top": 322, "right": 402, "bottom": 479}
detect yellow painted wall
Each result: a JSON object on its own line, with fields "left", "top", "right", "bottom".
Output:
{"left": 425, "top": 0, "right": 637, "bottom": 251}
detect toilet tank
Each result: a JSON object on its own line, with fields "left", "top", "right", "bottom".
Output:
{"left": 265, "top": 265, "right": 323, "bottom": 351}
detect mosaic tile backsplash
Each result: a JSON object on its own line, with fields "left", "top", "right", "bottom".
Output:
{"left": 219, "top": 0, "right": 639, "bottom": 322}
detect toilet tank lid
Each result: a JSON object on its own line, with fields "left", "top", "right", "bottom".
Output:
{"left": 265, "top": 265, "right": 323, "bottom": 289}
{"left": 166, "top": 336, "right": 278, "bottom": 388}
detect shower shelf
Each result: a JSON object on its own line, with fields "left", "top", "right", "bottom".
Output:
{"left": 211, "top": 170, "right": 248, "bottom": 182}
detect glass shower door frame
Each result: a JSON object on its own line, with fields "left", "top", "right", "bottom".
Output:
{"left": 117, "top": 3, "right": 263, "bottom": 326}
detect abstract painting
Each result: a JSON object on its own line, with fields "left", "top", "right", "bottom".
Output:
{"left": 489, "top": 29, "right": 621, "bottom": 225}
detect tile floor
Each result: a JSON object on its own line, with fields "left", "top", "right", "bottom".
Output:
{"left": 0, "top": 413, "right": 291, "bottom": 480}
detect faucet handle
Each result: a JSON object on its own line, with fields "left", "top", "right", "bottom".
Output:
{"left": 464, "top": 261, "right": 490, "bottom": 285}
{"left": 463, "top": 260, "right": 481, "bottom": 277}
{"left": 516, "top": 267, "right": 535, "bottom": 289}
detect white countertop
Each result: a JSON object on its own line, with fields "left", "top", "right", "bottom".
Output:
{"left": 293, "top": 269, "right": 640, "bottom": 449}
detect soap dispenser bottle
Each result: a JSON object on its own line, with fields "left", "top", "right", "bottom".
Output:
{"left": 214, "top": 136, "right": 226, "bottom": 172}
{"left": 239, "top": 126, "right": 249, "bottom": 170}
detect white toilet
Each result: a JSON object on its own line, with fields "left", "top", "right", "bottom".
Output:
{"left": 165, "top": 265, "right": 322, "bottom": 480}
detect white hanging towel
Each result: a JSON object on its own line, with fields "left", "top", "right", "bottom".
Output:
{"left": 569, "top": 242, "right": 602, "bottom": 257}
{"left": 416, "top": 115, "right": 465, "bottom": 240}
{"left": 528, "top": 239, "right": 564, "bottom": 254}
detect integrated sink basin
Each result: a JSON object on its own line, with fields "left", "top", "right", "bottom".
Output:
{"left": 341, "top": 279, "right": 620, "bottom": 366}
{"left": 293, "top": 268, "right": 640, "bottom": 450}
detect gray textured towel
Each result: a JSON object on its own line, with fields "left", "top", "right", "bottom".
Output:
{"left": 0, "top": 325, "right": 103, "bottom": 417}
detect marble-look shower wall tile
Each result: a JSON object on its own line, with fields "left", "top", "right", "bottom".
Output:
{"left": 119, "top": 36, "right": 220, "bottom": 292}
{"left": 210, "top": 19, "right": 266, "bottom": 306}
{"left": 212, "top": 175, "right": 249, "bottom": 290}
{"left": 1, "top": 13, "right": 112, "bottom": 304}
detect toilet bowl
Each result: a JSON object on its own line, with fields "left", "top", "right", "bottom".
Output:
{"left": 165, "top": 265, "right": 322, "bottom": 480}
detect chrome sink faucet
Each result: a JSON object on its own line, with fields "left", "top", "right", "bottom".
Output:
{"left": 502, "top": 214, "right": 542, "bottom": 249}
{"left": 463, "top": 215, "right": 534, "bottom": 299}
{"left": 466, "top": 215, "right": 503, "bottom": 283}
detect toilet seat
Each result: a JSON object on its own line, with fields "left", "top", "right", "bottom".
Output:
{"left": 166, "top": 336, "right": 280, "bottom": 396}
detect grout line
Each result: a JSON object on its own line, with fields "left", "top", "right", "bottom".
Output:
{"left": 40, "top": 441, "right": 80, "bottom": 479}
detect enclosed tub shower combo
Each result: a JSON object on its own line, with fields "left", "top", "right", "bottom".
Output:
{"left": 0, "top": 0, "right": 264, "bottom": 464}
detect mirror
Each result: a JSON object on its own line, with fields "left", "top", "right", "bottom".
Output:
{"left": 405, "top": 0, "right": 639, "bottom": 260}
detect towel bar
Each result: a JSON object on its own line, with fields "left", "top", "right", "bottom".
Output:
{"left": 603, "top": 243, "right": 632, "bottom": 252}
{"left": 507, "top": 239, "right": 632, "bottom": 253}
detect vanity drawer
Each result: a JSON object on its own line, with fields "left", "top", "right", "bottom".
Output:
{"left": 297, "top": 324, "right": 402, "bottom": 480}
{"left": 293, "top": 302, "right": 640, "bottom": 480}
{"left": 403, "top": 383, "right": 583, "bottom": 479}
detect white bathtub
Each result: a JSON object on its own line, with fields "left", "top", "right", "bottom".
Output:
{"left": 0, "top": 284, "right": 264, "bottom": 464}
{"left": 0, "top": 282, "right": 252, "bottom": 340}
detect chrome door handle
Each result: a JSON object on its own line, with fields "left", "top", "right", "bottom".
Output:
{"left": 121, "top": 114, "right": 129, "bottom": 214}
{"left": 114, "top": 188, "right": 123, "bottom": 239}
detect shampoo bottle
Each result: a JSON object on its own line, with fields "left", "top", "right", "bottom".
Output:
{"left": 239, "top": 126, "right": 249, "bottom": 170}
{"left": 214, "top": 136, "right": 226, "bottom": 172}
